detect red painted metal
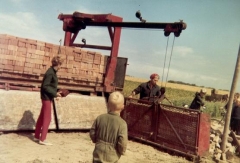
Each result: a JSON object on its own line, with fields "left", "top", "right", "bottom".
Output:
{"left": 104, "top": 16, "right": 122, "bottom": 92}
{"left": 58, "top": 12, "right": 187, "bottom": 93}
{"left": 58, "top": 12, "right": 123, "bottom": 92}
{"left": 121, "top": 98, "right": 210, "bottom": 159}
{"left": 197, "top": 113, "right": 211, "bottom": 156}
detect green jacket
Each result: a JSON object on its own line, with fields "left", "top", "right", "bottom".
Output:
{"left": 90, "top": 112, "right": 128, "bottom": 163}
{"left": 40, "top": 67, "right": 58, "bottom": 100}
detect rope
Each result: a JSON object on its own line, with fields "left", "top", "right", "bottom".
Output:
{"left": 161, "top": 36, "right": 169, "bottom": 86}
{"left": 165, "top": 36, "right": 176, "bottom": 87}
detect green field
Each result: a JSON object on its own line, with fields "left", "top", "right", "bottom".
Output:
{"left": 123, "top": 80, "right": 226, "bottom": 118}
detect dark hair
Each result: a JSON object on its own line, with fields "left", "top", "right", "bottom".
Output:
{"left": 160, "top": 87, "right": 166, "bottom": 94}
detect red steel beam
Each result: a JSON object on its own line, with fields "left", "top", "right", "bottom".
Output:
{"left": 58, "top": 12, "right": 187, "bottom": 92}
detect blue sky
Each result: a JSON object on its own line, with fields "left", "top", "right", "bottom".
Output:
{"left": 0, "top": 0, "right": 240, "bottom": 91}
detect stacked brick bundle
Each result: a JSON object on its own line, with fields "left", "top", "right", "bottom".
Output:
{"left": 210, "top": 121, "right": 239, "bottom": 162}
{"left": 0, "top": 34, "right": 107, "bottom": 87}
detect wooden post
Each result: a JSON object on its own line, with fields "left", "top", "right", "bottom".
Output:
{"left": 221, "top": 44, "right": 240, "bottom": 160}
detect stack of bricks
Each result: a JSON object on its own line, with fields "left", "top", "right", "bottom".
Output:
{"left": 0, "top": 34, "right": 107, "bottom": 86}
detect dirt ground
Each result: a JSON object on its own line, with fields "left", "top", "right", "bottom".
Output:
{"left": 0, "top": 131, "right": 207, "bottom": 163}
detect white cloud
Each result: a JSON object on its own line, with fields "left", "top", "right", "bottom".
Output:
{"left": 0, "top": 12, "right": 39, "bottom": 31}
{"left": 0, "top": 12, "right": 63, "bottom": 44}
{"left": 0, "top": 12, "right": 38, "bottom": 37}
{"left": 173, "top": 46, "right": 193, "bottom": 57}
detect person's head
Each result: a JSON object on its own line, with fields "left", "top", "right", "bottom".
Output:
{"left": 51, "top": 55, "right": 64, "bottom": 71}
{"left": 150, "top": 73, "right": 160, "bottom": 86}
{"left": 200, "top": 88, "right": 207, "bottom": 97}
{"left": 235, "top": 97, "right": 240, "bottom": 107}
{"left": 160, "top": 87, "right": 166, "bottom": 94}
{"left": 108, "top": 91, "right": 125, "bottom": 113}
{"left": 234, "top": 93, "right": 240, "bottom": 100}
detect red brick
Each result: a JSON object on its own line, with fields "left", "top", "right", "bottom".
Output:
{"left": 52, "top": 47, "right": 59, "bottom": 54}
{"left": 43, "top": 60, "right": 51, "bottom": 65}
{"left": 0, "top": 38, "right": 9, "bottom": 44}
{"left": 8, "top": 39, "right": 18, "bottom": 46}
{"left": 25, "top": 57, "right": 33, "bottom": 63}
{"left": 32, "top": 68, "right": 41, "bottom": 74}
{"left": 37, "top": 41, "right": 45, "bottom": 46}
{"left": 92, "top": 64, "right": 100, "bottom": 70}
{"left": 101, "top": 55, "right": 107, "bottom": 65}
{"left": 8, "top": 50, "right": 14, "bottom": 56}
{"left": 67, "top": 68, "right": 72, "bottom": 73}
{"left": 35, "top": 50, "right": 45, "bottom": 55}
{"left": 66, "top": 48, "right": 74, "bottom": 54}
{"left": 44, "top": 47, "right": 51, "bottom": 52}
{"left": 16, "top": 51, "right": 23, "bottom": 56}
{"left": 99, "top": 65, "right": 106, "bottom": 73}
{"left": 67, "top": 55, "right": 74, "bottom": 60}
{"left": 4, "top": 64, "right": 14, "bottom": 70}
{"left": 18, "top": 40, "right": 26, "bottom": 47}
{"left": 38, "top": 55, "right": 44, "bottom": 60}
{"left": 45, "top": 43, "right": 54, "bottom": 48}
{"left": 31, "top": 44, "right": 37, "bottom": 49}
{"left": 44, "top": 56, "right": 50, "bottom": 61}
{"left": 1, "top": 59, "right": 7, "bottom": 64}
{"left": 26, "top": 43, "right": 32, "bottom": 49}
{"left": 0, "top": 53, "right": 5, "bottom": 60}
{"left": 44, "top": 52, "right": 50, "bottom": 56}
{"left": 23, "top": 67, "right": 32, "bottom": 72}
{"left": 17, "top": 47, "right": 27, "bottom": 53}
{"left": 67, "top": 60, "right": 74, "bottom": 65}
{"left": 26, "top": 52, "right": 31, "bottom": 58}
{"left": 14, "top": 65, "right": 24, "bottom": 71}
{"left": 26, "top": 39, "right": 37, "bottom": 45}
{"left": 27, "top": 48, "right": 36, "bottom": 54}
{"left": 30, "top": 53, "right": 39, "bottom": 59}
{"left": 15, "top": 61, "right": 25, "bottom": 66}
{"left": 24, "top": 62, "right": 34, "bottom": 68}
{"left": 35, "top": 64, "right": 41, "bottom": 69}
{"left": 3, "top": 54, "right": 9, "bottom": 60}
{"left": 4, "top": 49, "right": 9, "bottom": 55}
{"left": 93, "top": 58, "right": 101, "bottom": 64}
{"left": 7, "top": 60, "right": 13, "bottom": 65}
{"left": 67, "top": 64, "right": 73, "bottom": 69}
{"left": 87, "top": 50, "right": 95, "bottom": 55}
{"left": 80, "top": 62, "right": 88, "bottom": 69}
{"left": 40, "top": 46, "right": 45, "bottom": 51}
{"left": 0, "top": 44, "right": 8, "bottom": 49}
{"left": 35, "top": 59, "right": 43, "bottom": 64}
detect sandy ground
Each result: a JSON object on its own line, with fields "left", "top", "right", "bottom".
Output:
{"left": 0, "top": 131, "right": 198, "bottom": 163}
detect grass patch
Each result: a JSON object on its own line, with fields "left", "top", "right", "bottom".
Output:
{"left": 123, "top": 80, "right": 226, "bottom": 118}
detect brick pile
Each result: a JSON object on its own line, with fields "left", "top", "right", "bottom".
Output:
{"left": 210, "top": 121, "right": 239, "bottom": 162}
{"left": 0, "top": 34, "right": 107, "bottom": 86}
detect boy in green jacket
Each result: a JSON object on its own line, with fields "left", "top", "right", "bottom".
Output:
{"left": 34, "top": 55, "right": 64, "bottom": 145}
{"left": 90, "top": 91, "right": 128, "bottom": 163}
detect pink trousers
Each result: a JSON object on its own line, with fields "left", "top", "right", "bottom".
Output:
{"left": 34, "top": 100, "right": 52, "bottom": 141}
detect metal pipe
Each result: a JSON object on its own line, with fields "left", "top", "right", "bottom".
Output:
{"left": 81, "top": 21, "right": 187, "bottom": 30}
{"left": 221, "top": 44, "right": 240, "bottom": 160}
{"left": 72, "top": 43, "right": 112, "bottom": 50}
